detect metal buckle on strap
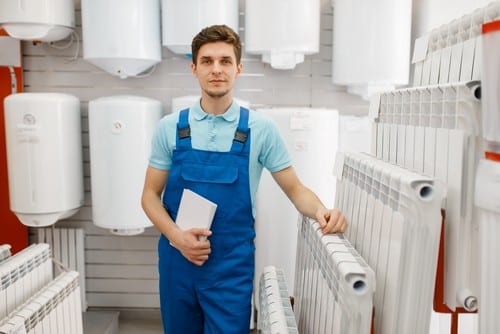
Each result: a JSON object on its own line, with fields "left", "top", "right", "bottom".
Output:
{"left": 178, "top": 127, "right": 191, "bottom": 139}
{"left": 234, "top": 130, "right": 248, "bottom": 143}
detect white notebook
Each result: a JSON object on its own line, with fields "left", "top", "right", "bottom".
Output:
{"left": 176, "top": 189, "right": 217, "bottom": 232}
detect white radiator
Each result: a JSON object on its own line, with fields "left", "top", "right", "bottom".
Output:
{"left": 370, "top": 81, "right": 481, "bottom": 311}
{"left": 0, "top": 244, "right": 52, "bottom": 320}
{"left": 294, "top": 217, "right": 375, "bottom": 334}
{"left": 0, "top": 270, "right": 83, "bottom": 334}
{"left": 258, "top": 266, "right": 298, "bottom": 334}
{"left": 334, "top": 152, "right": 444, "bottom": 334}
{"left": 412, "top": 1, "right": 500, "bottom": 87}
{"left": 35, "top": 227, "right": 87, "bottom": 310}
{"left": 0, "top": 246, "right": 11, "bottom": 263}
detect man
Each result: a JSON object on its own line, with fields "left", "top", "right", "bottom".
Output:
{"left": 141, "top": 24, "right": 347, "bottom": 334}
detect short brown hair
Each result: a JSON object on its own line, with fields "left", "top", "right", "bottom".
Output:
{"left": 191, "top": 25, "right": 242, "bottom": 65}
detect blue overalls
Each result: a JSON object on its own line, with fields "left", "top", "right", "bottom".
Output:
{"left": 158, "top": 107, "right": 256, "bottom": 334}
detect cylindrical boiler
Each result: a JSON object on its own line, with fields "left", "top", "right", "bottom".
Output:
{"left": 88, "top": 95, "right": 162, "bottom": 235}
{"left": 3, "top": 93, "right": 84, "bottom": 227}
{"left": 81, "top": 0, "right": 162, "bottom": 79}
{"left": 245, "top": 0, "right": 320, "bottom": 69}
{"left": 0, "top": 0, "right": 75, "bottom": 42}
{"left": 161, "top": 0, "right": 239, "bottom": 55}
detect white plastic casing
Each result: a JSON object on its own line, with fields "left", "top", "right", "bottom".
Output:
{"left": 245, "top": 0, "right": 320, "bottom": 70}
{"left": 161, "top": 0, "right": 239, "bottom": 55}
{"left": 88, "top": 96, "right": 162, "bottom": 235}
{"left": 0, "top": 0, "right": 75, "bottom": 42}
{"left": 81, "top": 0, "right": 162, "bottom": 79}
{"left": 331, "top": 0, "right": 412, "bottom": 99}
{"left": 4, "top": 93, "right": 84, "bottom": 227}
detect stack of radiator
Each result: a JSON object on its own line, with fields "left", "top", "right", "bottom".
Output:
{"left": 335, "top": 152, "right": 444, "bottom": 334}
{"left": 0, "top": 243, "right": 83, "bottom": 334}
{"left": 258, "top": 266, "right": 298, "bottom": 334}
{"left": 371, "top": 80, "right": 481, "bottom": 312}
{"left": 293, "top": 218, "right": 375, "bottom": 334}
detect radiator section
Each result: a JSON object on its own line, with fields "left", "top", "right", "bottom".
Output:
{"left": 294, "top": 217, "right": 375, "bottom": 334}
{"left": 0, "top": 271, "right": 83, "bottom": 334}
{"left": 334, "top": 152, "right": 443, "bottom": 334}
{"left": 258, "top": 266, "right": 298, "bottom": 334}
{"left": 371, "top": 81, "right": 480, "bottom": 311}
{"left": 35, "top": 227, "right": 87, "bottom": 310}
{"left": 0, "top": 244, "right": 52, "bottom": 320}
{"left": 0, "top": 246, "right": 11, "bottom": 263}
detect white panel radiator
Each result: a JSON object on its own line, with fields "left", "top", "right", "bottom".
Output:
{"left": 0, "top": 246, "right": 11, "bottom": 263}
{"left": 412, "top": 1, "right": 500, "bottom": 87}
{"left": 258, "top": 266, "right": 298, "bottom": 334}
{"left": 0, "top": 244, "right": 52, "bottom": 320}
{"left": 0, "top": 271, "right": 83, "bottom": 334}
{"left": 35, "top": 227, "right": 87, "bottom": 310}
{"left": 370, "top": 81, "right": 481, "bottom": 311}
{"left": 294, "top": 217, "right": 375, "bottom": 334}
{"left": 334, "top": 152, "right": 444, "bottom": 334}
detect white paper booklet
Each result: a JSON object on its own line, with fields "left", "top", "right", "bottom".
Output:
{"left": 175, "top": 189, "right": 217, "bottom": 232}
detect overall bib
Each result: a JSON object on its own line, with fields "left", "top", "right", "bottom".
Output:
{"left": 158, "top": 107, "right": 256, "bottom": 334}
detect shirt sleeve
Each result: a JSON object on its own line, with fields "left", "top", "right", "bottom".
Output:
{"left": 256, "top": 114, "right": 292, "bottom": 173}
{"left": 148, "top": 115, "right": 174, "bottom": 170}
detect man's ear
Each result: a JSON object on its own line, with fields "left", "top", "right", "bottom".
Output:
{"left": 191, "top": 62, "right": 197, "bottom": 76}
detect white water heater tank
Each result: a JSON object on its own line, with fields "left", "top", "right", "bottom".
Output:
{"left": 245, "top": 0, "right": 320, "bottom": 70}
{"left": 161, "top": 0, "right": 239, "bottom": 55}
{"left": 89, "top": 96, "right": 162, "bottom": 235}
{"left": 3, "top": 93, "right": 84, "bottom": 227}
{"left": 81, "top": 0, "right": 162, "bottom": 79}
{"left": 0, "top": 0, "right": 75, "bottom": 42}
{"left": 332, "top": 0, "right": 412, "bottom": 99}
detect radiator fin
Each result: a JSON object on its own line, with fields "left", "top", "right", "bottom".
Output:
{"left": 335, "top": 152, "right": 444, "bottom": 333}
{"left": 0, "top": 244, "right": 52, "bottom": 320}
{"left": 294, "top": 217, "right": 375, "bottom": 334}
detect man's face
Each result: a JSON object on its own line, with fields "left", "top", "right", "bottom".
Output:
{"left": 191, "top": 42, "right": 242, "bottom": 99}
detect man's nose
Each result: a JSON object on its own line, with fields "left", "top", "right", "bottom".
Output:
{"left": 212, "top": 62, "right": 222, "bottom": 73}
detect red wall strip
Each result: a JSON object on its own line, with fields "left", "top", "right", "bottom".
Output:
{"left": 0, "top": 29, "right": 27, "bottom": 254}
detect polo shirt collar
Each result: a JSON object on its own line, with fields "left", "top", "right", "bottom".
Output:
{"left": 192, "top": 99, "right": 240, "bottom": 122}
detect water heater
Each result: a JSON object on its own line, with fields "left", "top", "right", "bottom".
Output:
{"left": 3, "top": 93, "right": 84, "bottom": 227}
{"left": 245, "top": 0, "right": 320, "bottom": 70}
{"left": 332, "top": 0, "right": 412, "bottom": 99}
{"left": 162, "top": 0, "right": 239, "bottom": 55}
{"left": 0, "top": 0, "right": 75, "bottom": 42}
{"left": 89, "top": 96, "right": 162, "bottom": 235}
{"left": 81, "top": 0, "right": 162, "bottom": 79}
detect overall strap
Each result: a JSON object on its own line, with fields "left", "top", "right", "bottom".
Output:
{"left": 176, "top": 108, "right": 191, "bottom": 149}
{"left": 230, "top": 107, "right": 250, "bottom": 153}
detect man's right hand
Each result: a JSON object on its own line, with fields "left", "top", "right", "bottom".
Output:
{"left": 170, "top": 228, "right": 212, "bottom": 266}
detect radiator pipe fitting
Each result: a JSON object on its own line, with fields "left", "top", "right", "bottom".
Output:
{"left": 457, "top": 288, "right": 478, "bottom": 312}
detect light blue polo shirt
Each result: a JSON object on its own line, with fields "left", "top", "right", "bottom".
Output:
{"left": 149, "top": 99, "right": 292, "bottom": 208}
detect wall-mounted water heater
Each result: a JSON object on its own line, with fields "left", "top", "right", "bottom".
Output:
{"left": 245, "top": 0, "right": 320, "bottom": 70}
{"left": 81, "top": 0, "right": 162, "bottom": 79}
{"left": 3, "top": 93, "right": 84, "bottom": 227}
{"left": 332, "top": 0, "right": 412, "bottom": 99}
{"left": 89, "top": 96, "right": 162, "bottom": 235}
{"left": 0, "top": 0, "right": 74, "bottom": 42}
{"left": 161, "top": 0, "right": 239, "bottom": 56}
